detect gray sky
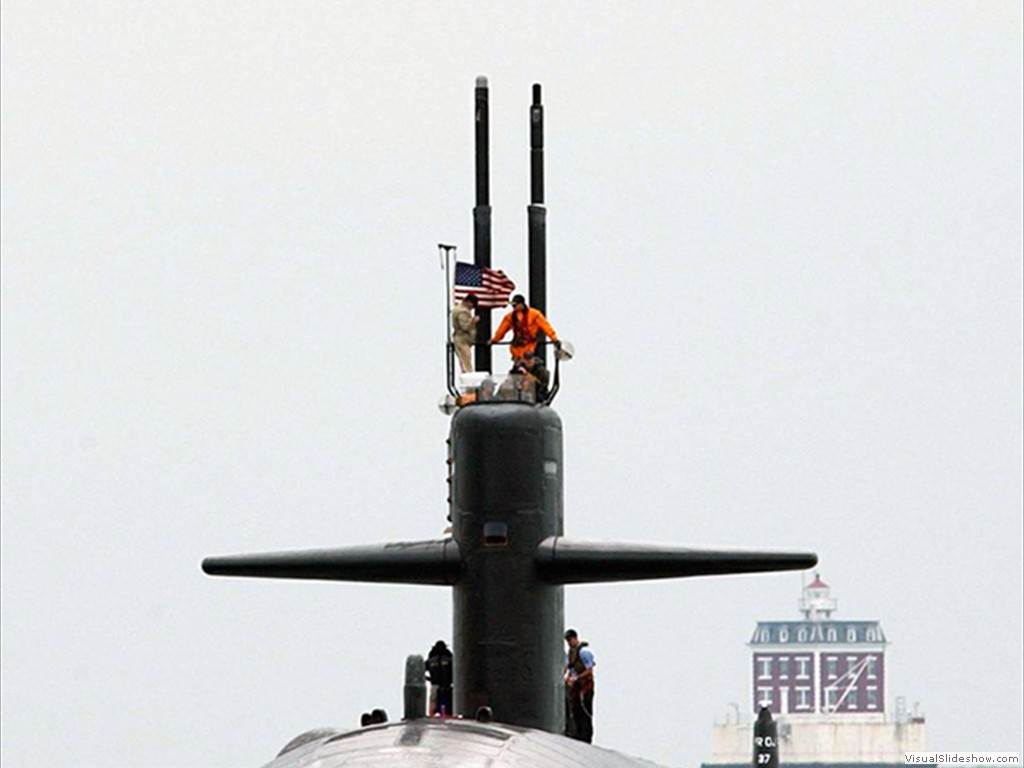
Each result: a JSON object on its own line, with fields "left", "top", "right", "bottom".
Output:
{"left": 2, "top": 2, "right": 1021, "bottom": 766}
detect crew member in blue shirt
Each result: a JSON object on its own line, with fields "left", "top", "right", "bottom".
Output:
{"left": 563, "top": 628, "right": 596, "bottom": 743}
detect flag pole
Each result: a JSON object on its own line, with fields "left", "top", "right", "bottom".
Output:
{"left": 440, "top": 244, "right": 459, "bottom": 399}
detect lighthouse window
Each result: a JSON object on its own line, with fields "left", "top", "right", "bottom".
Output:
{"left": 796, "top": 657, "right": 810, "bottom": 679}
{"left": 825, "top": 688, "right": 838, "bottom": 710}
{"left": 796, "top": 688, "right": 811, "bottom": 710}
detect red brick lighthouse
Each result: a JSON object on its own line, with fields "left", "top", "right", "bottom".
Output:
{"left": 751, "top": 574, "right": 886, "bottom": 716}
{"left": 705, "top": 575, "right": 927, "bottom": 768}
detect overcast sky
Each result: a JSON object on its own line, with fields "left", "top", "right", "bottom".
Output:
{"left": 2, "top": 2, "right": 1021, "bottom": 767}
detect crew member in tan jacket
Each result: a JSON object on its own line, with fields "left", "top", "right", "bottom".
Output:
{"left": 452, "top": 294, "right": 480, "bottom": 372}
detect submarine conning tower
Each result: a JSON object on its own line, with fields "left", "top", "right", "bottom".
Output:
{"left": 449, "top": 402, "right": 565, "bottom": 731}
{"left": 200, "top": 77, "right": 817, "bottom": 741}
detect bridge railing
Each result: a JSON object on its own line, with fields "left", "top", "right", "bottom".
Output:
{"left": 445, "top": 340, "right": 567, "bottom": 407}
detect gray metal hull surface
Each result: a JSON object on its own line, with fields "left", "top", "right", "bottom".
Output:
{"left": 263, "top": 719, "right": 668, "bottom": 768}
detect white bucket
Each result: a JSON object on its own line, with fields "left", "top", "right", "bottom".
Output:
{"left": 459, "top": 371, "right": 491, "bottom": 390}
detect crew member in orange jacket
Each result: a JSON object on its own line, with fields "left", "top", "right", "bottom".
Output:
{"left": 490, "top": 294, "right": 559, "bottom": 361}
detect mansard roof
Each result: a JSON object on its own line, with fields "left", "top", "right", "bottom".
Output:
{"left": 749, "top": 620, "right": 887, "bottom": 646}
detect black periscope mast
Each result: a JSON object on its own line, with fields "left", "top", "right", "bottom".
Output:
{"left": 202, "top": 78, "right": 816, "bottom": 753}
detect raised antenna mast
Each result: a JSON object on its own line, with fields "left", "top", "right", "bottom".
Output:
{"left": 474, "top": 75, "right": 493, "bottom": 374}
{"left": 528, "top": 83, "right": 547, "bottom": 360}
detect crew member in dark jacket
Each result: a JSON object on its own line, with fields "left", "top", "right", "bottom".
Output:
{"left": 426, "top": 640, "right": 454, "bottom": 716}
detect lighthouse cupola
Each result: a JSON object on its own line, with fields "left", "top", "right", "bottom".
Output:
{"left": 799, "top": 573, "right": 837, "bottom": 621}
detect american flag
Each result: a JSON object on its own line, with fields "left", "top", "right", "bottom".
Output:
{"left": 453, "top": 261, "right": 516, "bottom": 309}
